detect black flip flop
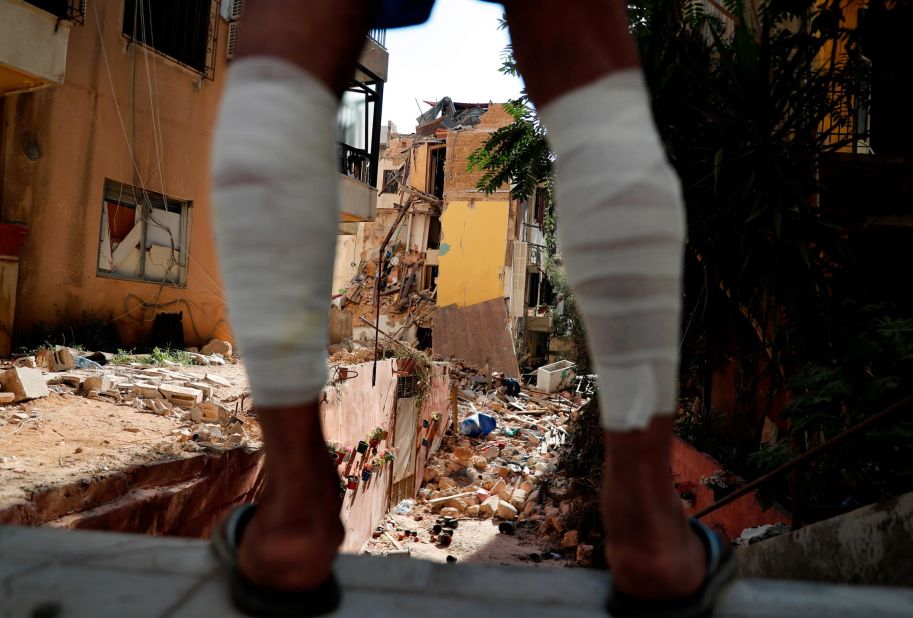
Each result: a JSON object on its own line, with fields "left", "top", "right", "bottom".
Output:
{"left": 211, "top": 504, "right": 342, "bottom": 617}
{"left": 606, "top": 519, "right": 736, "bottom": 618}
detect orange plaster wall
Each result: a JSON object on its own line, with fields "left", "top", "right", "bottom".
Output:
{"left": 1, "top": 0, "right": 230, "bottom": 348}
{"left": 671, "top": 437, "right": 789, "bottom": 540}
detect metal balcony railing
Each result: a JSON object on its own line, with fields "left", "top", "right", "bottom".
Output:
{"left": 368, "top": 28, "right": 387, "bottom": 48}
{"left": 338, "top": 143, "right": 373, "bottom": 186}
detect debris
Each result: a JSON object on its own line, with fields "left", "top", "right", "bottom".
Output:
{"left": 159, "top": 384, "right": 204, "bottom": 406}
{"left": 74, "top": 356, "right": 103, "bottom": 370}
{"left": 496, "top": 500, "right": 519, "bottom": 520}
{"left": 576, "top": 544, "right": 595, "bottom": 566}
{"left": 460, "top": 412, "right": 497, "bottom": 437}
{"left": 82, "top": 376, "right": 112, "bottom": 393}
{"left": 13, "top": 356, "right": 36, "bottom": 368}
{"left": 0, "top": 367, "right": 50, "bottom": 402}
{"left": 439, "top": 507, "right": 459, "bottom": 518}
{"left": 479, "top": 495, "right": 500, "bottom": 518}
{"left": 393, "top": 499, "right": 415, "bottom": 515}
{"left": 560, "top": 530, "right": 580, "bottom": 549}
{"left": 204, "top": 373, "right": 232, "bottom": 388}
{"left": 201, "top": 339, "right": 233, "bottom": 358}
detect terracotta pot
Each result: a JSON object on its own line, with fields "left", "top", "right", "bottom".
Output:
{"left": 396, "top": 357, "right": 416, "bottom": 374}
{"left": 369, "top": 437, "right": 380, "bottom": 448}
{"left": 335, "top": 451, "right": 346, "bottom": 466}
{"left": 346, "top": 476, "right": 358, "bottom": 490}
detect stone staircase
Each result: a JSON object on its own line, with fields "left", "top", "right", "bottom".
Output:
{"left": 2, "top": 525, "right": 912, "bottom": 617}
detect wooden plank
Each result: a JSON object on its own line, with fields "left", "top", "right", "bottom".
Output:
{"left": 432, "top": 299, "right": 520, "bottom": 377}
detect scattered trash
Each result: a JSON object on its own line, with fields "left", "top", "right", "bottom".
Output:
{"left": 393, "top": 499, "right": 415, "bottom": 515}
{"left": 460, "top": 412, "right": 497, "bottom": 438}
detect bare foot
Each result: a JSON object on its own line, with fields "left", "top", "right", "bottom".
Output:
{"left": 601, "top": 420, "right": 708, "bottom": 598}
{"left": 236, "top": 405, "right": 345, "bottom": 590}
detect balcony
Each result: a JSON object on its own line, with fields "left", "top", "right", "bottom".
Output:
{"left": 0, "top": 0, "right": 73, "bottom": 95}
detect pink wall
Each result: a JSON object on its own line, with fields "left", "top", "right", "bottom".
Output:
{"left": 671, "top": 437, "right": 789, "bottom": 540}
{"left": 413, "top": 362, "right": 452, "bottom": 495}
{"left": 320, "top": 360, "right": 451, "bottom": 552}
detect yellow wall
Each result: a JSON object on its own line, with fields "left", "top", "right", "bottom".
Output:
{"left": 437, "top": 200, "right": 509, "bottom": 307}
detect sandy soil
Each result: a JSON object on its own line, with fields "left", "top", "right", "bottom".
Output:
{"left": 0, "top": 361, "right": 256, "bottom": 512}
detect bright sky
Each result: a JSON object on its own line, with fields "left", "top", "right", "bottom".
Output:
{"left": 381, "top": 0, "right": 525, "bottom": 133}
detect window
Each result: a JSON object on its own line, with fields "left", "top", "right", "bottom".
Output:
{"left": 97, "top": 180, "right": 189, "bottom": 285}
{"left": 381, "top": 169, "right": 397, "bottom": 194}
{"left": 123, "top": 0, "right": 216, "bottom": 77}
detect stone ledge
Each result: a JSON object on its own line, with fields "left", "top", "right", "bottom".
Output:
{"left": 1, "top": 526, "right": 912, "bottom": 617}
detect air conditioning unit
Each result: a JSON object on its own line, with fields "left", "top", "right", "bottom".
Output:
{"left": 227, "top": 21, "right": 240, "bottom": 60}
{"left": 222, "top": 0, "right": 244, "bottom": 21}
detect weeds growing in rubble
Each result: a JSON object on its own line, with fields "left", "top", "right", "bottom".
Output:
{"left": 110, "top": 346, "right": 193, "bottom": 366}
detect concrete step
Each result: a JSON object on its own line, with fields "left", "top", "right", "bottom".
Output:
{"left": 1, "top": 525, "right": 912, "bottom": 617}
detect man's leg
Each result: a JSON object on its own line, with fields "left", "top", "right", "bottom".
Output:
{"left": 502, "top": 0, "right": 706, "bottom": 599}
{"left": 211, "top": 1, "right": 374, "bottom": 591}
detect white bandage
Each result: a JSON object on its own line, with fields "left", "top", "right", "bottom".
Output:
{"left": 212, "top": 57, "right": 339, "bottom": 407}
{"left": 540, "top": 69, "right": 686, "bottom": 430}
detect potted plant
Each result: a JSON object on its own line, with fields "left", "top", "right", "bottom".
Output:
{"left": 362, "top": 467, "right": 373, "bottom": 482}
{"left": 327, "top": 441, "right": 340, "bottom": 461}
{"left": 422, "top": 419, "right": 430, "bottom": 428}
{"left": 382, "top": 449, "right": 395, "bottom": 464}
{"left": 346, "top": 475, "right": 358, "bottom": 490}
{"left": 335, "top": 446, "right": 350, "bottom": 467}
{"left": 432, "top": 412, "right": 441, "bottom": 423}
{"left": 356, "top": 440, "right": 369, "bottom": 454}
{"left": 368, "top": 427, "right": 384, "bottom": 448}
{"left": 421, "top": 437, "right": 430, "bottom": 448}
{"left": 701, "top": 470, "right": 739, "bottom": 501}
{"left": 674, "top": 481, "right": 697, "bottom": 509}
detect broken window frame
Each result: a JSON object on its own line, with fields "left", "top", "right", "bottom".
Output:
{"left": 96, "top": 179, "right": 190, "bottom": 287}
{"left": 121, "top": 0, "right": 220, "bottom": 80}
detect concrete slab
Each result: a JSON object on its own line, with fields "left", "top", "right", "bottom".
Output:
{"left": 1, "top": 525, "right": 912, "bottom": 617}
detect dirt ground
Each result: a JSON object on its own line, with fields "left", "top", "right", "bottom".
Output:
{"left": 0, "top": 361, "right": 256, "bottom": 513}
{"left": 365, "top": 507, "right": 568, "bottom": 568}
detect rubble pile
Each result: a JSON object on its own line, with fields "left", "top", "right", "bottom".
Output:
{"left": 0, "top": 341, "right": 253, "bottom": 451}
{"left": 368, "top": 361, "right": 597, "bottom": 565}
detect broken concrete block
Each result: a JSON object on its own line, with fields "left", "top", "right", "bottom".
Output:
{"left": 159, "top": 384, "right": 203, "bottom": 405}
{"left": 438, "top": 477, "right": 457, "bottom": 490}
{"left": 576, "top": 544, "right": 594, "bottom": 566}
{"left": 13, "top": 356, "right": 36, "bottom": 368}
{"left": 204, "top": 373, "right": 232, "bottom": 388}
{"left": 451, "top": 446, "right": 473, "bottom": 464}
{"left": 471, "top": 455, "right": 488, "bottom": 471}
{"left": 198, "top": 402, "right": 231, "bottom": 424}
{"left": 35, "top": 348, "right": 54, "bottom": 369}
{"left": 424, "top": 466, "right": 440, "bottom": 482}
{"left": 201, "top": 339, "right": 233, "bottom": 358}
{"left": 496, "top": 500, "right": 518, "bottom": 520}
{"left": 493, "top": 465, "right": 511, "bottom": 478}
{"left": 561, "top": 530, "right": 580, "bottom": 549}
{"left": 481, "top": 445, "right": 500, "bottom": 460}
{"left": 0, "top": 392, "right": 15, "bottom": 404}
{"left": 465, "top": 505, "right": 481, "bottom": 518}
{"left": 490, "top": 479, "right": 510, "bottom": 501}
{"left": 130, "top": 382, "right": 163, "bottom": 399}
{"left": 440, "top": 507, "right": 459, "bottom": 518}
{"left": 0, "top": 367, "right": 50, "bottom": 402}
{"left": 186, "top": 381, "right": 213, "bottom": 399}
{"left": 53, "top": 347, "right": 76, "bottom": 371}
{"left": 83, "top": 376, "right": 112, "bottom": 393}
{"left": 510, "top": 489, "right": 528, "bottom": 510}
{"left": 519, "top": 480, "right": 535, "bottom": 493}
{"left": 479, "top": 495, "right": 500, "bottom": 519}
{"left": 444, "top": 497, "right": 468, "bottom": 512}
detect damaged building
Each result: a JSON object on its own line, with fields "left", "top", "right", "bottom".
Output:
{"left": 0, "top": 0, "right": 387, "bottom": 354}
{"left": 333, "top": 99, "right": 555, "bottom": 378}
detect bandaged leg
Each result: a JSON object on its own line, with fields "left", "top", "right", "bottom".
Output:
{"left": 212, "top": 57, "right": 339, "bottom": 407}
{"left": 540, "top": 69, "right": 686, "bottom": 431}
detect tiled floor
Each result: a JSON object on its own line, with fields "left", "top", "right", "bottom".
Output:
{"left": 1, "top": 525, "right": 912, "bottom": 617}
